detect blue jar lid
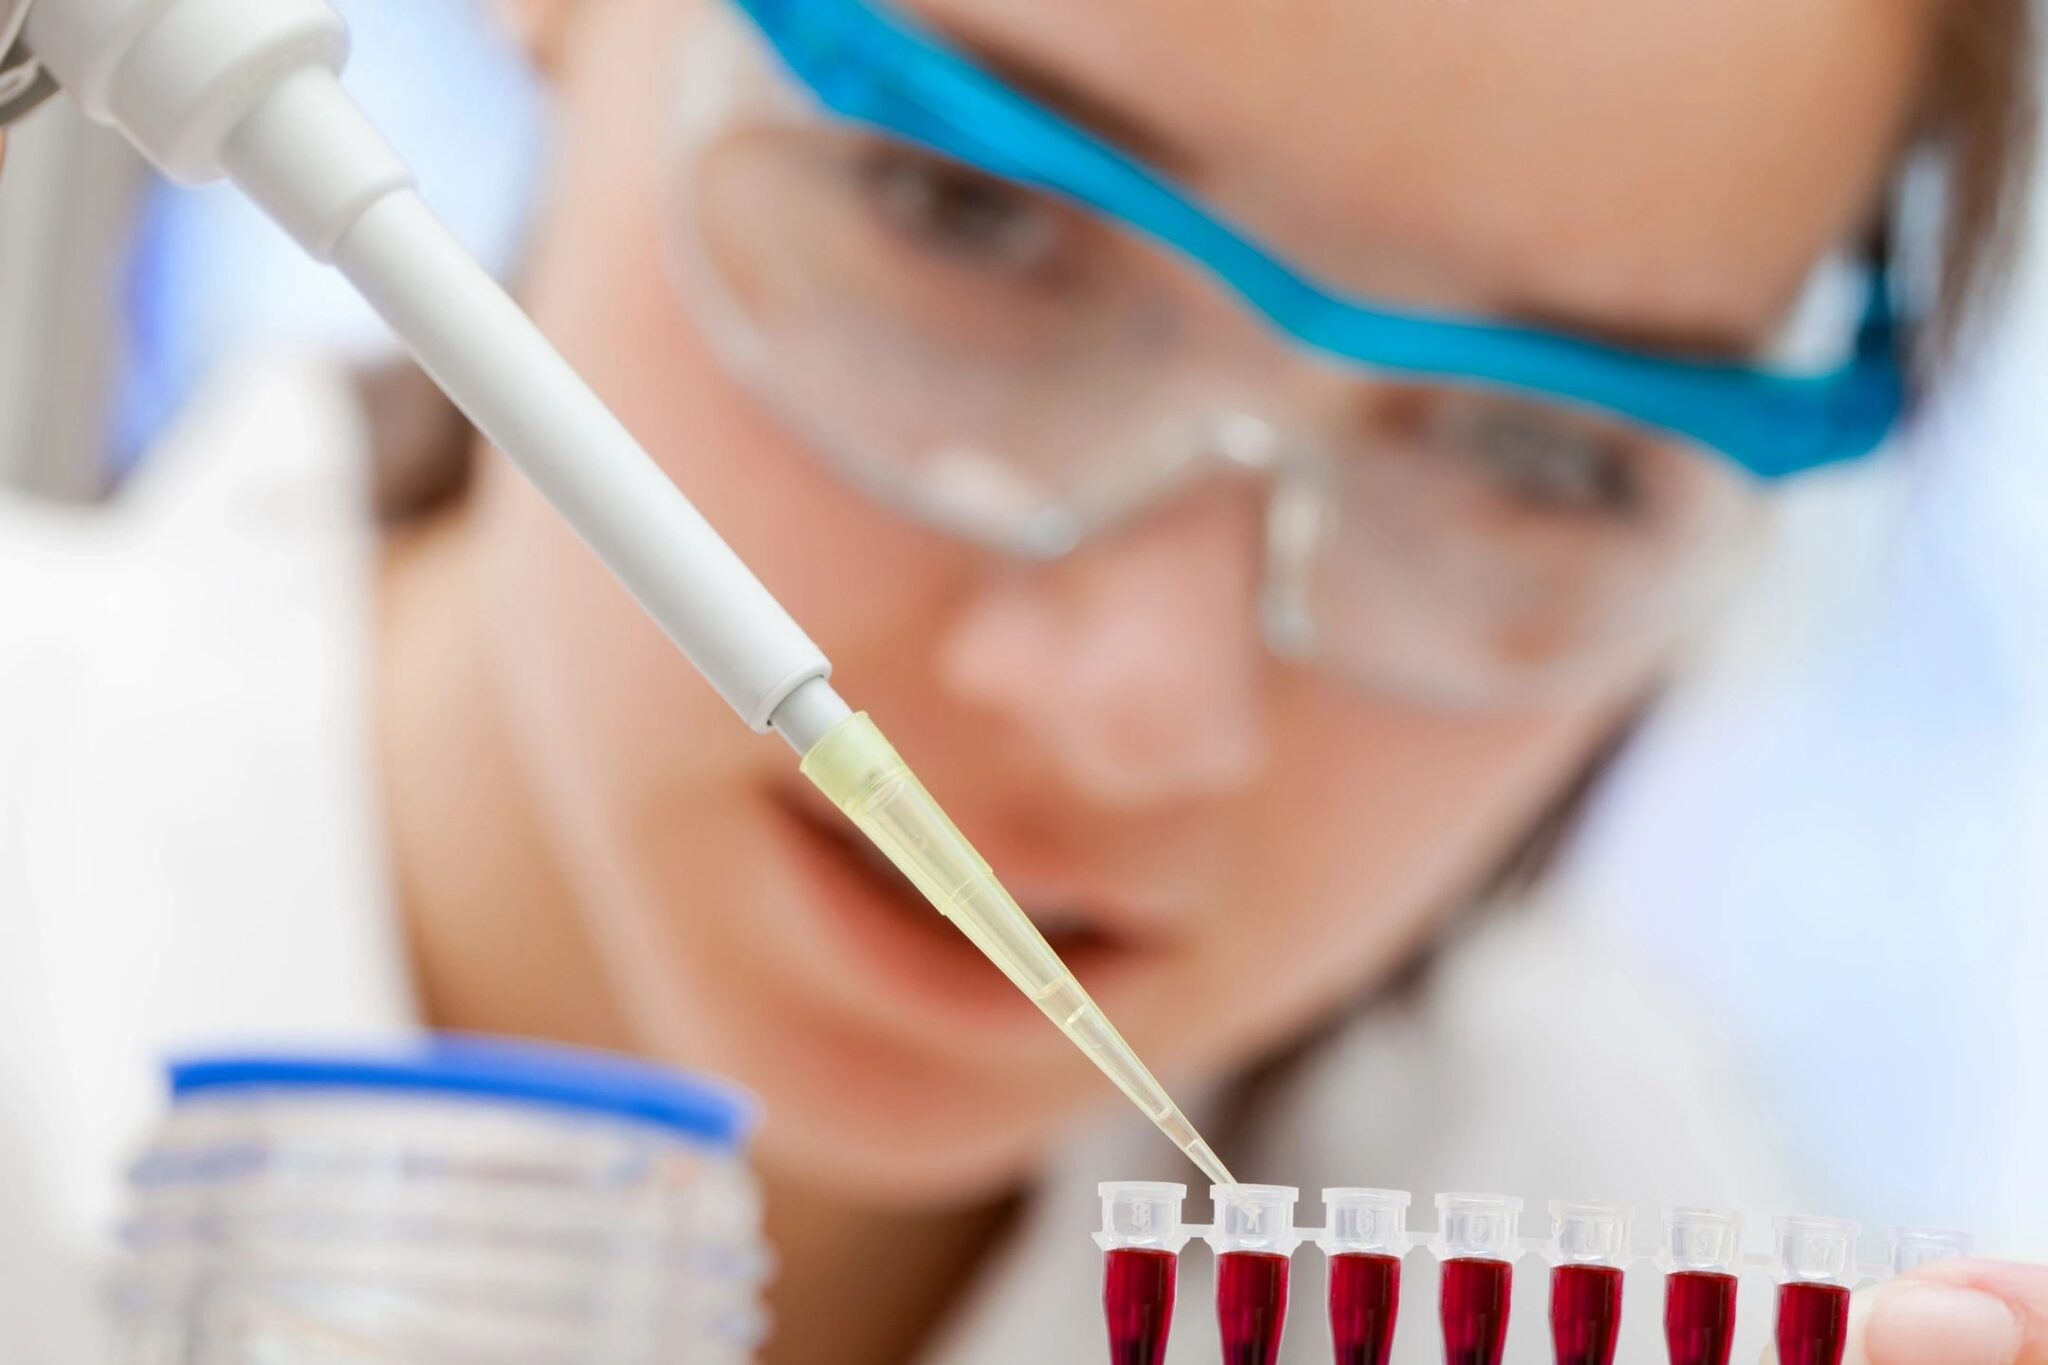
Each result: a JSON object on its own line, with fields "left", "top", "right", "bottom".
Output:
{"left": 168, "top": 1034, "right": 757, "bottom": 1150}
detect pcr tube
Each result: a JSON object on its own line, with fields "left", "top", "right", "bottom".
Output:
{"left": 1661, "top": 1208, "right": 1744, "bottom": 1365}
{"left": 1096, "top": 1182, "right": 1190, "bottom": 1365}
{"left": 1320, "top": 1189, "right": 1410, "bottom": 1365}
{"left": 1773, "top": 1215, "right": 1862, "bottom": 1365}
{"left": 1549, "top": 1201, "right": 1631, "bottom": 1365}
{"left": 1436, "top": 1193, "right": 1522, "bottom": 1365}
{"left": 1888, "top": 1226, "right": 1973, "bottom": 1274}
{"left": 1207, "top": 1184, "right": 1300, "bottom": 1365}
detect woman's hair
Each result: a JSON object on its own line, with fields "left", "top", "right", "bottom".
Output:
{"left": 371, "top": 0, "right": 2039, "bottom": 523}
{"left": 1926, "top": 0, "right": 2039, "bottom": 349}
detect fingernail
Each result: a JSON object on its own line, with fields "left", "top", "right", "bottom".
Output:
{"left": 1860, "top": 1281, "right": 2021, "bottom": 1365}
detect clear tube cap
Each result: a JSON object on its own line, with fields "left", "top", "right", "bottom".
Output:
{"left": 1095, "top": 1181, "right": 1191, "bottom": 1254}
{"left": 1209, "top": 1184, "right": 1301, "bottom": 1256}
{"left": 1320, "top": 1188, "right": 1411, "bottom": 1256}
{"left": 1775, "top": 1214, "right": 1863, "bottom": 1285}
{"left": 1551, "top": 1200, "right": 1632, "bottom": 1266}
{"left": 1889, "top": 1226, "right": 1973, "bottom": 1274}
{"left": 1663, "top": 1207, "right": 1745, "bottom": 1274}
{"left": 1436, "top": 1192, "right": 1523, "bottom": 1262}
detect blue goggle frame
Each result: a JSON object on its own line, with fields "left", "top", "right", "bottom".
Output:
{"left": 729, "top": 0, "right": 1910, "bottom": 481}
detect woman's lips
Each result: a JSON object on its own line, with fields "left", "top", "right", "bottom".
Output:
{"left": 767, "top": 788, "right": 1159, "bottom": 1038}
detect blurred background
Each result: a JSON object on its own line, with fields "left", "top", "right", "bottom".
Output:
{"left": 2, "top": 0, "right": 2043, "bottom": 1260}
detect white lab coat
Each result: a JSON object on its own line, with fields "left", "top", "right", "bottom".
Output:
{"left": 0, "top": 357, "right": 1800, "bottom": 1364}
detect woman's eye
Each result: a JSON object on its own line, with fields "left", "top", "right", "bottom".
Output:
{"left": 1423, "top": 394, "right": 1648, "bottom": 518}
{"left": 855, "top": 145, "right": 1068, "bottom": 278}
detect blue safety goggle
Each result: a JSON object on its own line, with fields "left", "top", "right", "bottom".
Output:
{"left": 726, "top": 0, "right": 1910, "bottom": 482}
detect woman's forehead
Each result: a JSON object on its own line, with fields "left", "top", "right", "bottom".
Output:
{"left": 905, "top": 0, "right": 1936, "bottom": 342}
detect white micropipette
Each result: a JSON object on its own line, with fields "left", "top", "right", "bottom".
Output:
{"left": 19, "top": 0, "right": 1232, "bottom": 1188}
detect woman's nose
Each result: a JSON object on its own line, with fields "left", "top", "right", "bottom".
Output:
{"left": 934, "top": 484, "right": 1270, "bottom": 807}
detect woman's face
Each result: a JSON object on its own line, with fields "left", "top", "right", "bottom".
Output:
{"left": 469, "top": 0, "right": 1931, "bottom": 1198}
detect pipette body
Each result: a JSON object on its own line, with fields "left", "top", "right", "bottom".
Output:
{"left": 24, "top": 0, "right": 1230, "bottom": 1183}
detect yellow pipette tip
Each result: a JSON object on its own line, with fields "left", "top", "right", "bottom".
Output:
{"left": 1184, "top": 1138, "right": 1236, "bottom": 1188}
{"left": 801, "top": 711, "right": 1235, "bottom": 1184}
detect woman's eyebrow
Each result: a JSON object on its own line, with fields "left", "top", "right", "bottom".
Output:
{"left": 938, "top": 22, "right": 1197, "bottom": 176}
{"left": 1500, "top": 298, "right": 1763, "bottom": 360}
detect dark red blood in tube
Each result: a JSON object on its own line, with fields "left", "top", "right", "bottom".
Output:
{"left": 1440, "top": 1257, "right": 1514, "bottom": 1365}
{"left": 1664, "top": 1270, "right": 1740, "bottom": 1365}
{"left": 1216, "top": 1250, "right": 1291, "bottom": 1365}
{"left": 1775, "top": 1281, "right": 1852, "bottom": 1365}
{"left": 1103, "top": 1248, "right": 1178, "bottom": 1365}
{"left": 1328, "top": 1251, "right": 1402, "bottom": 1365}
{"left": 1549, "top": 1263, "right": 1625, "bottom": 1365}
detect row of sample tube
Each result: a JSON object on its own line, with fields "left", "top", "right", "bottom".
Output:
{"left": 1093, "top": 1182, "right": 1973, "bottom": 1365}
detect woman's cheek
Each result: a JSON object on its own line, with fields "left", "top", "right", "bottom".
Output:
{"left": 656, "top": 390, "right": 971, "bottom": 658}
{"left": 529, "top": 203, "right": 964, "bottom": 679}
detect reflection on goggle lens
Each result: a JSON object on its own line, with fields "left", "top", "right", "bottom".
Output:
{"left": 665, "top": 19, "right": 1763, "bottom": 703}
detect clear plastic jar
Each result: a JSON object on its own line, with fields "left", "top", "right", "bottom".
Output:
{"left": 110, "top": 1036, "right": 769, "bottom": 1364}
